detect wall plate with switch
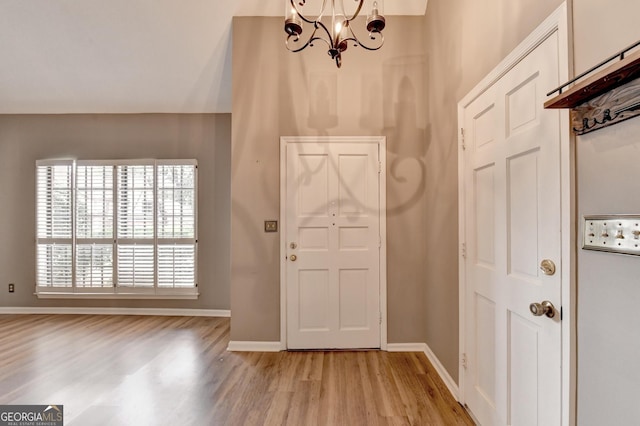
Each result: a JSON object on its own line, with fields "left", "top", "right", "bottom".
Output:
{"left": 583, "top": 215, "right": 640, "bottom": 256}
{"left": 264, "top": 220, "right": 278, "bottom": 233}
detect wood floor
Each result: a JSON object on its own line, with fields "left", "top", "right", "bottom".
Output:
{"left": 0, "top": 315, "right": 474, "bottom": 426}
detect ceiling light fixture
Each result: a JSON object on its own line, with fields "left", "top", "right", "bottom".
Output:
{"left": 284, "top": 0, "right": 386, "bottom": 68}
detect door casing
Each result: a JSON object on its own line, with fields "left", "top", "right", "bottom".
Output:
{"left": 457, "top": 3, "right": 575, "bottom": 425}
{"left": 280, "top": 135, "right": 388, "bottom": 350}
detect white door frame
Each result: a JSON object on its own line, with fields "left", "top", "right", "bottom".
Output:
{"left": 279, "top": 135, "right": 388, "bottom": 351}
{"left": 457, "top": 3, "right": 576, "bottom": 425}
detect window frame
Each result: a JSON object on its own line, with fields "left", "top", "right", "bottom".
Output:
{"left": 35, "top": 159, "right": 199, "bottom": 299}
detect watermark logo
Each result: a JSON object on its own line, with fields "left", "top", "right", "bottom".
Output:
{"left": 0, "top": 405, "right": 63, "bottom": 426}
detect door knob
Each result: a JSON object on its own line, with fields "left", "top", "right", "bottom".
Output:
{"left": 529, "top": 300, "right": 555, "bottom": 318}
{"left": 290, "top": 254, "right": 297, "bottom": 262}
{"left": 540, "top": 259, "right": 556, "bottom": 276}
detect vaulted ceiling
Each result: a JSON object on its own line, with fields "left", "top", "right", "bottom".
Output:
{"left": 0, "top": 1, "right": 427, "bottom": 114}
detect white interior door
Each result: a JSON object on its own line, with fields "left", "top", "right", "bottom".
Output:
{"left": 461, "top": 32, "right": 563, "bottom": 425}
{"left": 285, "top": 141, "right": 382, "bottom": 349}
{"left": 284, "top": 139, "right": 382, "bottom": 349}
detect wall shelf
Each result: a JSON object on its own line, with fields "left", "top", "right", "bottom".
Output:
{"left": 544, "top": 42, "right": 640, "bottom": 135}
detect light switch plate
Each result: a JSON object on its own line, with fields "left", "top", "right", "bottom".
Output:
{"left": 264, "top": 220, "right": 278, "bottom": 233}
{"left": 583, "top": 215, "right": 640, "bottom": 256}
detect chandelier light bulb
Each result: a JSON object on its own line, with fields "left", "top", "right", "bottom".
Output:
{"left": 366, "top": 1, "right": 385, "bottom": 34}
{"left": 284, "top": 5, "right": 303, "bottom": 37}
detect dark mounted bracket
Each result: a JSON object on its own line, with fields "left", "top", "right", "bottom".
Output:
{"left": 545, "top": 40, "right": 640, "bottom": 135}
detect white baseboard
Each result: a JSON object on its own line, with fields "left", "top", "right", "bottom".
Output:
{"left": 387, "top": 343, "right": 428, "bottom": 352}
{"left": 227, "top": 341, "right": 283, "bottom": 352}
{"left": 387, "top": 342, "right": 459, "bottom": 401}
{"left": 421, "top": 343, "right": 460, "bottom": 401}
{"left": 0, "top": 307, "right": 231, "bottom": 317}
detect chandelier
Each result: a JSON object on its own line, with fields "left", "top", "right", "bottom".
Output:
{"left": 284, "top": 0, "right": 386, "bottom": 68}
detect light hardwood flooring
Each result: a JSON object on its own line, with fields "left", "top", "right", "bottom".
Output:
{"left": 0, "top": 315, "right": 474, "bottom": 425}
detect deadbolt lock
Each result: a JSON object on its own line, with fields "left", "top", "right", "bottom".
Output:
{"left": 540, "top": 259, "right": 556, "bottom": 276}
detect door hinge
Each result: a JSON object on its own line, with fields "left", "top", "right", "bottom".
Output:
{"left": 461, "top": 353, "right": 468, "bottom": 369}
{"left": 379, "top": 235, "right": 382, "bottom": 248}
{"left": 379, "top": 312, "right": 383, "bottom": 325}
{"left": 378, "top": 161, "right": 382, "bottom": 174}
{"left": 461, "top": 242, "right": 467, "bottom": 259}
{"left": 460, "top": 128, "right": 466, "bottom": 151}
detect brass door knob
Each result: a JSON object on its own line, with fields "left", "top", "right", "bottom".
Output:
{"left": 529, "top": 300, "right": 555, "bottom": 318}
{"left": 290, "top": 254, "right": 297, "bottom": 262}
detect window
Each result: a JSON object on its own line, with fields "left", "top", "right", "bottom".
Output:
{"left": 36, "top": 159, "right": 198, "bottom": 298}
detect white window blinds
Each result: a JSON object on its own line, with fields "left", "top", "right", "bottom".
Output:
{"left": 36, "top": 161, "right": 73, "bottom": 287}
{"left": 117, "top": 165, "right": 155, "bottom": 239}
{"left": 157, "top": 164, "right": 197, "bottom": 288}
{"left": 116, "top": 164, "right": 156, "bottom": 289}
{"left": 35, "top": 160, "right": 198, "bottom": 297}
{"left": 76, "top": 164, "right": 114, "bottom": 288}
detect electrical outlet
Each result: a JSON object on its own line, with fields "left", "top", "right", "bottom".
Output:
{"left": 8, "top": 283, "right": 15, "bottom": 293}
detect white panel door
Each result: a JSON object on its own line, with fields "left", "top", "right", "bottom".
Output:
{"left": 462, "top": 32, "right": 562, "bottom": 425}
{"left": 285, "top": 141, "right": 381, "bottom": 349}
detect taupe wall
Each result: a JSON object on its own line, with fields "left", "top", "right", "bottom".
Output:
{"left": 425, "top": 0, "right": 565, "bottom": 100}
{"left": 231, "top": 17, "right": 430, "bottom": 344}
{"left": 0, "top": 114, "right": 231, "bottom": 310}
{"left": 230, "top": 1, "right": 566, "bottom": 382}
{"left": 423, "top": 0, "right": 640, "bottom": 415}
{"left": 572, "top": 0, "right": 640, "bottom": 423}
{"left": 421, "top": 0, "right": 564, "bottom": 381}
{"left": 233, "top": 2, "right": 640, "bottom": 406}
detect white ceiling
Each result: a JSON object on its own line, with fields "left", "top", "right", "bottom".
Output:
{"left": 0, "top": 0, "right": 427, "bottom": 114}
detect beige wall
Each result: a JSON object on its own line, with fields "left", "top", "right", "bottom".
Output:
{"left": 421, "top": 0, "right": 564, "bottom": 382}
{"left": 426, "top": 0, "right": 565, "bottom": 101}
{"left": 424, "top": 0, "right": 640, "bottom": 415}
{"left": 0, "top": 114, "right": 231, "bottom": 310}
{"left": 572, "top": 0, "right": 640, "bottom": 423}
{"left": 573, "top": 0, "right": 640, "bottom": 73}
{"left": 234, "top": 2, "right": 640, "bottom": 406}
{"left": 231, "top": 16, "right": 430, "bottom": 343}
{"left": 231, "top": 1, "right": 566, "bottom": 381}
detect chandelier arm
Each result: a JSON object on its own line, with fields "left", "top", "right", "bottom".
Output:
{"left": 342, "top": 0, "right": 365, "bottom": 22}
{"left": 313, "top": 20, "right": 337, "bottom": 49}
{"left": 285, "top": 35, "right": 313, "bottom": 53}
{"left": 286, "top": 35, "right": 333, "bottom": 53}
{"left": 343, "top": 26, "right": 384, "bottom": 51}
{"left": 317, "top": 0, "right": 329, "bottom": 21}
{"left": 289, "top": 0, "right": 330, "bottom": 25}
{"left": 285, "top": 24, "right": 335, "bottom": 53}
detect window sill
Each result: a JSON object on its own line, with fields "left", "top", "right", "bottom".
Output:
{"left": 35, "top": 292, "right": 199, "bottom": 300}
